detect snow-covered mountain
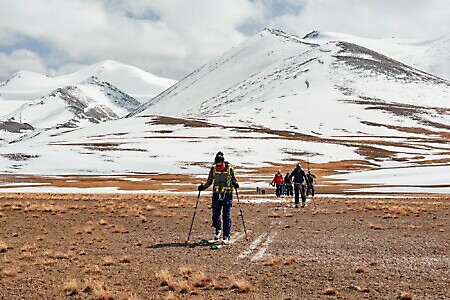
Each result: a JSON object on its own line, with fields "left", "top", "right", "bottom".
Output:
{"left": 131, "top": 29, "right": 449, "bottom": 139}
{"left": 0, "top": 60, "right": 176, "bottom": 103}
{"left": 4, "top": 77, "right": 140, "bottom": 129}
{"left": 0, "top": 60, "right": 176, "bottom": 119}
{"left": 302, "top": 30, "right": 450, "bottom": 80}
{"left": 0, "top": 29, "right": 448, "bottom": 194}
{"left": 0, "top": 60, "right": 176, "bottom": 139}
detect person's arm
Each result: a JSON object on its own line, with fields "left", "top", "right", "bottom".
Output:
{"left": 303, "top": 171, "right": 308, "bottom": 183}
{"left": 202, "top": 167, "right": 214, "bottom": 189}
{"left": 230, "top": 166, "right": 239, "bottom": 189}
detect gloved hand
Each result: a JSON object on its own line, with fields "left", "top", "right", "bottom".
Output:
{"left": 233, "top": 182, "right": 239, "bottom": 189}
{"left": 198, "top": 183, "right": 205, "bottom": 191}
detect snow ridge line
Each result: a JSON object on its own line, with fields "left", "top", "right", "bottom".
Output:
{"left": 237, "top": 233, "right": 267, "bottom": 259}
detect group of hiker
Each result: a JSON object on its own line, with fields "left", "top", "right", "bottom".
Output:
{"left": 197, "top": 151, "right": 316, "bottom": 244}
{"left": 270, "top": 165, "right": 316, "bottom": 208}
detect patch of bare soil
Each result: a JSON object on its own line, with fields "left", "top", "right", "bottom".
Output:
{"left": 0, "top": 193, "right": 448, "bottom": 299}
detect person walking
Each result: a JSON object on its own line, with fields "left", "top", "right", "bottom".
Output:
{"left": 198, "top": 152, "right": 239, "bottom": 244}
{"left": 289, "top": 164, "right": 308, "bottom": 208}
{"left": 306, "top": 170, "right": 317, "bottom": 196}
{"left": 284, "top": 172, "right": 293, "bottom": 196}
{"left": 271, "top": 170, "right": 284, "bottom": 197}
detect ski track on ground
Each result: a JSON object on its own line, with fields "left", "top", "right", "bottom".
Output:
{"left": 231, "top": 232, "right": 245, "bottom": 244}
{"left": 237, "top": 216, "right": 280, "bottom": 262}
{"left": 251, "top": 232, "right": 277, "bottom": 262}
{"left": 237, "top": 233, "right": 267, "bottom": 259}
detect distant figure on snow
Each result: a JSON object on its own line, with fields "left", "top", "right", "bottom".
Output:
{"left": 284, "top": 172, "right": 293, "bottom": 196}
{"left": 271, "top": 170, "right": 284, "bottom": 197}
{"left": 306, "top": 170, "right": 317, "bottom": 197}
{"left": 289, "top": 164, "right": 308, "bottom": 208}
{"left": 198, "top": 152, "right": 239, "bottom": 244}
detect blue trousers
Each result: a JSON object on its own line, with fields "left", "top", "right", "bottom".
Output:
{"left": 294, "top": 184, "right": 306, "bottom": 205}
{"left": 212, "top": 192, "right": 233, "bottom": 237}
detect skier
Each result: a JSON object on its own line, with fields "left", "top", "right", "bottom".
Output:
{"left": 284, "top": 172, "right": 293, "bottom": 196}
{"left": 271, "top": 170, "right": 284, "bottom": 197}
{"left": 198, "top": 152, "right": 239, "bottom": 244}
{"left": 306, "top": 170, "right": 317, "bottom": 196}
{"left": 289, "top": 164, "right": 308, "bottom": 208}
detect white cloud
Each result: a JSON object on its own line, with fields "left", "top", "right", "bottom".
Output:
{"left": 0, "top": 0, "right": 264, "bottom": 81}
{"left": 0, "top": 0, "right": 448, "bottom": 83}
{"left": 0, "top": 49, "right": 47, "bottom": 80}
{"left": 267, "top": 0, "right": 450, "bottom": 39}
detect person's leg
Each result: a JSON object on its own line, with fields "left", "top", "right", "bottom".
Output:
{"left": 294, "top": 184, "right": 300, "bottom": 207}
{"left": 276, "top": 184, "right": 282, "bottom": 197}
{"left": 222, "top": 193, "right": 233, "bottom": 239}
{"left": 300, "top": 184, "right": 306, "bottom": 207}
{"left": 211, "top": 193, "right": 222, "bottom": 234}
{"left": 311, "top": 185, "right": 315, "bottom": 197}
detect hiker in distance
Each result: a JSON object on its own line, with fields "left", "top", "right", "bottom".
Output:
{"left": 198, "top": 152, "right": 239, "bottom": 244}
{"left": 271, "top": 170, "right": 284, "bottom": 197}
{"left": 289, "top": 164, "right": 308, "bottom": 208}
{"left": 284, "top": 172, "right": 293, "bottom": 196}
{"left": 306, "top": 170, "right": 317, "bottom": 196}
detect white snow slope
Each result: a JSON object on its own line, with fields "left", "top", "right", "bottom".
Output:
{"left": 0, "top": 30, "right": 449, "bottom": 194}
{"left": 302, "top": 30, "right": 450, "bottom": 81}
{"left": 4, "top": 77, "right": 140, "bottom": 129}
{"left": 0, "top": 60, "right": 176, "bottom": 113}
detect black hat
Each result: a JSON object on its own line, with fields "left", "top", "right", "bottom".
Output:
{"left": 214, "top": 155, "right": 224, "bottom": 164}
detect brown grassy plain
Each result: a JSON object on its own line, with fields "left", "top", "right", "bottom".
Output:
{"left": 0, "top": 191, "right": 448, "bottom": 299}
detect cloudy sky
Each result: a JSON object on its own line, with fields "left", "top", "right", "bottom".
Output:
{"left": 0, "top": 0, "right": 449, "bottom": 82}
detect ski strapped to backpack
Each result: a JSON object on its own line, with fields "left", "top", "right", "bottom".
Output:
{"left": 212, "top": 163, "right": 234, "bottom": 194}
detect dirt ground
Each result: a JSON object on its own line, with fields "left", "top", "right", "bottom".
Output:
{"left": 0, "top": 192, "right": 448, "bottom": 300}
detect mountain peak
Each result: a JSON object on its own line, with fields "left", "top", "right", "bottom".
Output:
{"left": 302, "top": 30, "right": 320, "bottom": 39}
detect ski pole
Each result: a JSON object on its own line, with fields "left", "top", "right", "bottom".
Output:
{"left": 235, "top": 189, "right": 249, "bottom": 240}
{"left": 311, "top": 195, "right": 317, "bottom": 209}
{"left": 186, "top": 191, "right": 201, "bottom": 243}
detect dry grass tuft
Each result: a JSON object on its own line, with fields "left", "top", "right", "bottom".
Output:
{"left": 283, "top": 257, "right": 297, "bottom": 265}
{"left": 84, "top": 264, "right": 102, "bottom": 274}
{"left": 119, "top": 255, "right": 131, "bottom": 263}
{"left": 0, "top": 241, "right": 7, "bottom": 253}
{"left": 112, "top": 225, "right": 130, "bottom": 234}
{"left": 103, "top": 256, "right": 115, "bottom": 266}
{"left": 2, "top": 267, "right": 18, "bottom": 277}
{"left": 369, "top": 223, "right": 385, "bottom": 230}
{"left": 82, "top": 277, "right": 96, "bottom": 293}
{"left": 178, "top": 266, "right": 193, "bottom": 278}
{"left": 119, "top": 293, "right": 141, "bottom": 300}
{"left": 211, "top": 279, "right": 227, "bottom": 290}
{"left": 165, "top": 291, "right": 178, "bottom": 300}
{"left": 156, "top": 269, "right": 176, "bottom": 290}
{"left": 93, "top": 283, "right": 114, "bottom": 300}
{"left": 229, "top": 276, "right": 252, "bottom": 293}
{"left": 324, "top": 287, "right": 338, "bottom": 295}
{"left": 356, "top": 265, "right": 367, "bottom": 273}
{"left": 63, "top": 278, "right": 80, "bottom": 296}
{"left": 177, "top": 279, "right": 192, "bottom": 293}
{"left": 268, "top": 212, "right": 281, "bottom": 218}
{"left": 191, "top": 271, "right": 212, "bottom": 288}
{"left": 398, "top": 292, "right": 414, "bottom": 300}
{"left": 99, "top": 219, "right": 108, "bottom": 225}
{"left": 261, "top": 256, "right": 283, "bottom": 266}
{"left": 145, "top": 204, "right": 156, "bottom": 211}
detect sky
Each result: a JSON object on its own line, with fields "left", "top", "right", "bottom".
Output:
{"left": 0, "top": 0, "right": 449, "bottom": 82}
